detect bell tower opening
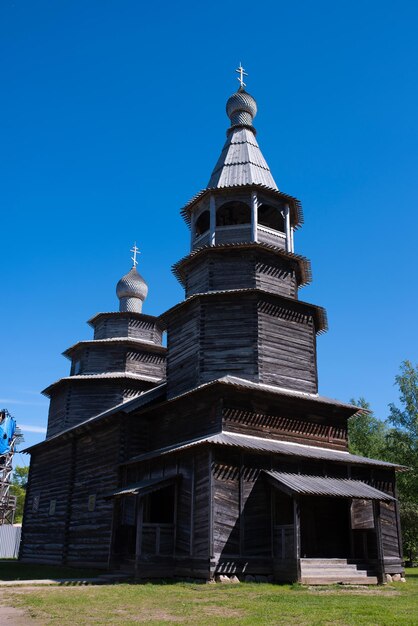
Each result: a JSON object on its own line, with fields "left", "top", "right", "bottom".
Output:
{"left": 195, "top": 210, "right": 210, "bottom": 236}
{"left": 258, "top": 203, "right": 285, "bottom": 233}
{"left": 216, "top": 201, "right": 251, "bottom": 226}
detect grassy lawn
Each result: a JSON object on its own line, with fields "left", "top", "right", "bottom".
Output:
{"left": 0, "top": 568, "right": 417, "bottom": 625}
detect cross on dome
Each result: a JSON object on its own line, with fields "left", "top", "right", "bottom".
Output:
{"left": 236, "top": 63, "right": 248, "bottom": 88}
{"left": 130, "top": 243, "right": 140, "bottom": 268}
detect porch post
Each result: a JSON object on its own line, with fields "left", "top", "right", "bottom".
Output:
{"left": 135, "top": 496, "right": 144, "bottom": 578}
{"left": 284, "top": 205, "right": 291, "bottom": 252}
{"left": 251, "top": 191, "right": 258, "bottom": 242}
{"left": 293, "top": 497, "right": 301, "bottom": 582}
{"left": 209, "top": 195, "right": 216, "bottom": 246}
{"left": 190, "top": 212, "right": 196, "bottom": 251}
{"left": 373, "top": 500, "right": 385, "bottom": 584}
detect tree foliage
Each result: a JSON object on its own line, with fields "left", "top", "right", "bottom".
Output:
{"left": 349, "top": 361, "right": 418, "bottom": 563}
{"left": 10, "top": 465, "right": 29, "bottom": 523}
{"left": 386, "top": 361, "right": 418, "bottom": 563}
{"left": 347, "top": 397, "right": 387, "bottom": 459}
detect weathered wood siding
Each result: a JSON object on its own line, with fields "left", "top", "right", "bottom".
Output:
{"left": 255, "top": 255, "right": 297, "bottom": 298}
{"left": 211, "top": 450, "right": 273, "bottom": 576}
{"left": 223, "top": 406, "right": 348, "bottom": 450}
{"left": 124, "top": 449, "right": 212, "bottom": 579}
{"left": 258, "top": 299, "right": 318, "bottom": 393}
{"left": 166, "top": 300, "right": 200, "bottom": 398}
{"left": 215, "top": 225, "right": 252, "bottom": 245}
{"left": 70, "top": 344, "right": 165, "bottom": 378}
{"left": 199, "top": 298, "right": 258, "bottom": 385}
{"left": 66, "top": 421, "right": 121, "bottom": 566}
{"left": 184, "top": 250, "right": 297, "bottom": 299}
{"left": 126, "top": 350, "right": 166, "bottom": 379}
{"left": 93, "top": 315, "right": 163, "bottom": 344}
{"left": 47, "top": 380, "right": 150, "bottom": 437}
{"left": 257, "top": 227, "right": 286, "bottom": 249}
{"left": 20, "top": 442, "right": 72, "bottom": 564}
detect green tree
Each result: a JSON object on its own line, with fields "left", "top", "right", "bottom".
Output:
{"left": 385, "top": 361, "right": 418, "bottom": 564}
{"left": 347, "top": 397, "right": 387, "bottom": 459}
{"left": 10, "top": 465, "right": 29, "bottom": 523}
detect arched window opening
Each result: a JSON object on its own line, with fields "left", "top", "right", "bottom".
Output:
{"left": 258, "top": 204, "right": 285, "bottom": 232}
{"left": 216, "top": 201, "right": 251, "bottom": 227}
{"left": 195, "top": 210, "right": 210, "bottom": 236}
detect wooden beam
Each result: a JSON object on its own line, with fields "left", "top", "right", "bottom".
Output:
{"left": 373, "top": 500, "right": 385, "bottom": 584}
{"left": 251, "top": 191, "right": 258, "bottom": 242}
{"left": 294, "top": 497, "right": 301, "bottom": 581}
{"left": 209, "top": 195, "right": 216, "bottom": 246}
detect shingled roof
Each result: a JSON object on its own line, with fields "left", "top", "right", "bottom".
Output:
{"left": 207, "top": 127, "right": 278, "bottom": 190}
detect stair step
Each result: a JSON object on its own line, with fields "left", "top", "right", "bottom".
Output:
{"left": 301, "top": 563, "right": 360, "bottom": 570}
{"left": 301, "top": 569, "right": 370, "bottom": 577}
{"left": 300, "top": 559, "right": 350, "bottom": 565}
{"left": 301, "top": 576, "right": 378, "bottom": 585}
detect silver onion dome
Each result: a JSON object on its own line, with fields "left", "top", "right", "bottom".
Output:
{"left": 226, "top": 87, "right": 257, "bottom": 128}
{"left": 116, "top": 266, "right": 148, "bottom": 313}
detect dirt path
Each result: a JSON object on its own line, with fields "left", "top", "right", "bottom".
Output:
{"left": 0, "top": 604, "right": 38, "bottom": 625}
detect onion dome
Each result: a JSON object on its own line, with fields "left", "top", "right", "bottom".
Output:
{"left": 226, "top": 86, "right": 257, "bottom": 129}
{"left": 116, "top": 266, "right": 148, "bottom": 313}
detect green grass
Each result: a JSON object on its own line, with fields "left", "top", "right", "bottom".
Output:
{"left": 0, "top": 559, "right": 103, "bottom": 581}
{"left": 1, "top": 568, "right": 417, "bottom": 625}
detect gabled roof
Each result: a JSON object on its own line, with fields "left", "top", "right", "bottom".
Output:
{"left": 207, "top": 127, "right": 278, "bottom": 190}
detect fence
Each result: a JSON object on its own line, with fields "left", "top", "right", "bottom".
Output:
{"left": 0, "top": 525, "right": 21, "bottom": 558}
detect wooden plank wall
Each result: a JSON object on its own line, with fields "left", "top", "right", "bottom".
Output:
{"left": 66, "top": 421, "right": 121, "bottom": 566}
{"left": 211, "top": 450, "right": 274, "bottom": 576}
{"left": 184, "top": 250, "right": 297, "bottom": 299}
{"left": 166, "top": 301, "right": 200, "bottom": 398}
{"left": 258, "top": 299, "right": 318, "bottom": 393}
{"left": 126, "top": 350, "right": 166, "bottom": 379}
{"left": 20, "top": 441, "right": 72, "bottom": 564}
{"left": 47, "top": 381, "right": 149, "bottom": 437}
{"left": 128, "top": 449, "right": 212, "bottom": 579}
{"left": 223, "top": 406, "right": 348, "bottom": 450}
{"left": 93, "top": 316, "right": 130, "bottom": 339}
{"left": 255, "top": 255, "right": 297, "bottom": 298}
{"left": 199, "top": 298, "right": 258, "bottom": 384}
{"left": 93, "top": 316, "right": 163, "bottom": 344}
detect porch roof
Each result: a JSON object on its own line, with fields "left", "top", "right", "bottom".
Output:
{"left": 264, "top": 471, "right": 395, "bottom": 501}
{"left": 104, "top": 475, "right": 180, "bottom": 499}
{"left": 124, "top": 431, "right": 403, "bottom": 470}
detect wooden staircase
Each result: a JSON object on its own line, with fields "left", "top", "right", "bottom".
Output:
{"left": 300, "top": 559, "right": 378, "bottom": 585}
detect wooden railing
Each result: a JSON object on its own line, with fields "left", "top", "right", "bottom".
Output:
{"left": 141, "top": 523, "right": 175, "bottom": 556}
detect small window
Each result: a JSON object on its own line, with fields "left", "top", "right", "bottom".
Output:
{"left": 216, "top": 201, "right": 251, "bottom": 226}
{"left": 49, "top": 499, "right": 56, "bottom": 516}
{"left": 195, "top": 210, "right": 210, "bottom": 236}
{"left": 73, "top": 360, "right": 82, "bottom": 375}
{"left": 32, "top": 494, "right": 40, "bottom": 513}
{"left": 88, "top": 494, "right": 96, "bottom": 512}
{"left": 143, "top": 486, "right": 175, "bottom": 524}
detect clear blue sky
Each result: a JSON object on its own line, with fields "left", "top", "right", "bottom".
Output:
{"left": 1, "top": 0, "right": 417, "bottom": 463}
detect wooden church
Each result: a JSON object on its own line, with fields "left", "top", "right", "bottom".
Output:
{"left": 21, "top": 72, "right": 404, "bottom": 584}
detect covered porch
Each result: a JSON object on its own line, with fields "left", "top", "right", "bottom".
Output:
{"left": 265, "top": 471, "right": 398, "bottom": 584}
{"left": 107, "top": 475, "right": 180, "bottom": 577}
